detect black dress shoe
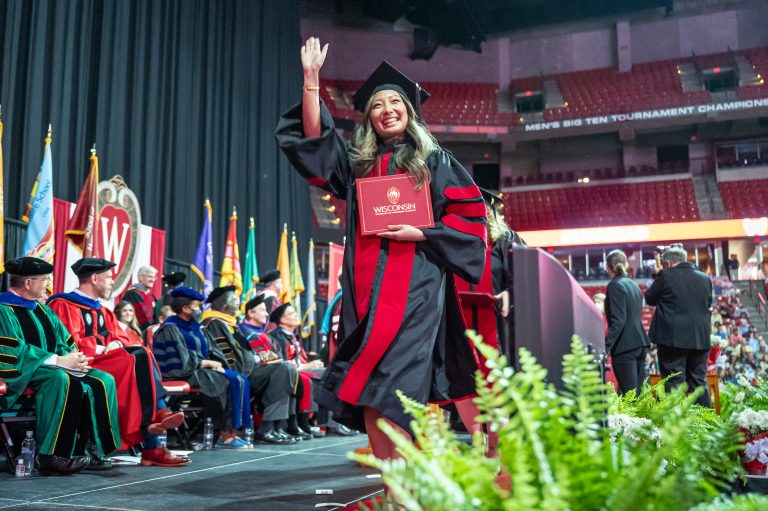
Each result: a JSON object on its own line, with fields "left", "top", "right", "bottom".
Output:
{"left": 37, "top": 455, "right": 91, "bottom": 475}
{"left": 328, "top": 424, "right": 359, "bottom": 436}
{"left": 276, "top": 428, "right": 302, "bottom": 442}
{"left": 306, "top": 426, "right": 325, "bottom": 438}
{"left": 84, "top": 455, "right": 113, "bottom": 471}
{"left": 287, "top": 427, "right": 313, "bottom": 441}
{"left": 254, "top": 430, "right": 295, "bottom": 445}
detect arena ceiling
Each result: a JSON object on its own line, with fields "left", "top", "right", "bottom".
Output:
{"left": 308, "top": 0, "right": 672, "bottom": 58}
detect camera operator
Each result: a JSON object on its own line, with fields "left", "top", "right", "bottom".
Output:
{"left": 645, "top": 244, "right": 713, "bottom": 406}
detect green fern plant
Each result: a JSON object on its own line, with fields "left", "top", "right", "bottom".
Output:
{"left": 350, "top": 333, "right": 768, "bottom": 511}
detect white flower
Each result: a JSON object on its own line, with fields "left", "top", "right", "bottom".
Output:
{"left": 608, "top": 414, "right": 662, "bottom": 446}
{"left": 735, "top": 392, "right": 746, "bottom": 404}
{"left": 733, "top": 407, "right": 768, "bottom": 434}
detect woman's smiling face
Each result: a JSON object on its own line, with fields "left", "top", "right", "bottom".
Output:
{"left": 368, "top": 89, "right": 408, "bottom": 139}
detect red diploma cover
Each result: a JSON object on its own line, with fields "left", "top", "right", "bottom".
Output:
{"left": 355, "top": 174, "right": 434, "bottom": 235}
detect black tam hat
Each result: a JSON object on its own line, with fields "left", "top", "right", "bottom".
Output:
{"left": 71, "top": 258, "right": 116, "bottom": 279}
{"left": 205, "top": 285, "right": 237, "bottom": 304}
{"left": 352, "top": 61, "right": 430, "bottom": 116}
{"left": 244, "top": 295, "right": 266, "bottom": 312}
{"left": 162, "top": 272, "right": 187, "bottom": 286}
{"left": 5, "top": 257, "right": 54, "bottom": 276}
{"left": 268, "top": 303, "right": 292, "bottom": 325}
{"left": 259, "top": 270, "right": 281, "bottom": 286}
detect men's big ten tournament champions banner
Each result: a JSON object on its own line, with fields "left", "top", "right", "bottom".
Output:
{"left": 53, "top": 176, "right": 165, "bottom": 300}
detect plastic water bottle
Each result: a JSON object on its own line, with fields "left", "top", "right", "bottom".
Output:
{"left": 157, "top": 431, "right": 168, "bottom": 448}
{"left": 15, "top": 459, "right": 25, "bottom": 478}
{"left": 244, "top": 426, "right": 254, "bottom": 447}
{"left": 21, "top": 431, "right": 35, "bottom": 475}
{"left": 203, "top": 417, "right": 214, "bottom": 450}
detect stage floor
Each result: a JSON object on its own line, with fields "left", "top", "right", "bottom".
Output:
{"left": 0, "top": 436, "right": 380, "bottom": 511}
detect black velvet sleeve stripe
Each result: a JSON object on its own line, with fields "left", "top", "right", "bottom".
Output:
{"left": 0, "top": 337, "right": 20, "bottom": 348}
{"left": 32, "top": 305, "right": 59, "bottom": 353}
{"left": 0, "top": 368, "right": 20, "bottom": 378}
{"left": 0, "top": 354, "right": 18, "bottom": 365}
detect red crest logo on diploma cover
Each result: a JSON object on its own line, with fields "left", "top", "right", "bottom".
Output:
{"left": 387, "top": 187, "right": 400, "bottom": 205}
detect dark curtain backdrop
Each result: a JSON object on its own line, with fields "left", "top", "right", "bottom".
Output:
{"left": 0, "top": 0, "right": 310, "bottom": 271}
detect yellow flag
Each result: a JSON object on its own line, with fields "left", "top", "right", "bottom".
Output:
{"left": 290, "top": 232, "right": 305, "bottom": 316}
{"left": 276, "top": 225, "right": 291, "bottom": 302}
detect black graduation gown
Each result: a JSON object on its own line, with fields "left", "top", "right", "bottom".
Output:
{"left": 203, "top": 317, "right": 294, "bottom": 422}
{"left": 275, "top": 102, "right": 487, "bottom": 432}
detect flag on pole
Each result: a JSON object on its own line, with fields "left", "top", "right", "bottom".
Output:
{"left": 191, "top": 199, "right": 215, "bottom": 297}
{"left": 0, "top": 108, "right": 5, "bottom": 274}
{"left": 65, "top": 146, "right": 101, "bottom": 257}
{"left": 220, "top": 207, "right": 243, "bottom": 296}
{"left": 289, "top": 232, "right": 305, "bottom": 316}
{"left": 276, "top": 224, "right": 290, "bottom": 303}
{"left": 22, "top": 126, "right": 55, "bottom": 263}
{"left": 301, "top": 239, "right": 316, "bottom": 339}
{"left": 327, "top": 242, "right": 345, "bottom": 301}
{"left": 242, "top": 217, "right": 259, "bottom": 302}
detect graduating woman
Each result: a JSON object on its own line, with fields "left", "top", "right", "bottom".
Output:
{"left": 275, "top": 37, "right": 487, "bottom": 460}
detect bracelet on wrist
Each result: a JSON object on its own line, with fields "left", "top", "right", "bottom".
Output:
{"left": 304, "top": 85, "right": 320, "bottom": 91}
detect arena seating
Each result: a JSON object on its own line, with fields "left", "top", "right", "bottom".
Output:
{"left": 320, "top": 79, "right": 517, "bottom": 126}
{"left": 504, "top": 179, "right": 700, "bottom": 231}
{"left": 538, "top": 61, "right": 709, "bottom": 121}
{"left": 321, "top": 47, "right": 768, "bottom": 130}
{"left": 719, "top": 179, "right": 768, "bottom": 218}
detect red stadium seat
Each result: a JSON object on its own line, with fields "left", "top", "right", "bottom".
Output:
{"left": 503, "top": 179, "right": 700, "bottom": 231}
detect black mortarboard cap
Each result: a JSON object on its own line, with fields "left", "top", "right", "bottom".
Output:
{"left": 259, "top": 270, "right": 281, "bottom": 286}
{"left": 268, "top": 302, "right": 292, "bottom": 325}
{"left": 5, "top": 256, "right": 54, "bottom": 276}
{"left": 244, "top": 295, "right": 266, "bottom": 312}
{"left": 352, "top": 61, "right": 430, "bottom": 115}
{"left": 71, "top": 258, "right": 116, "bottom": 279}
{"left": 206, "top": 285, "right": 237, "bottom": 304}
{"left": 479, "top": 187, "right": 503, "bottom": 210}
{"left": 170, "top": 286, "right": 205, "bottom": 301}
{"left": 162, "top": 272, "right": 187, "bottom": 286}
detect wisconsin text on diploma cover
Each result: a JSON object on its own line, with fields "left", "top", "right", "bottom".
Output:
{"left": 373, "top": 203, "right": 417, "bottom": 215}
{"left": 524, "top": 98, "right": 768, "bottom": 132}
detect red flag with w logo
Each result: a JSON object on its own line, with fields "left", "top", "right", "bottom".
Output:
{"left": 65, "top": 149, "right": 101, "bottom": 257}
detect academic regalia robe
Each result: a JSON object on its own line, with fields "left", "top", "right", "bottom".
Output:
{"left": 455, "top": 230, "right": 516, "bottom": 370}
{"left": 48, "top": 292, "right": 158, "bottom": 447}
{"left": 0, "top": 293, "right": 120, "bottom": 458}
{"left": 269, "top": 328, "right": 317, "bottom": 412}
{"left": 203, "top": 312, "right": 293, "bottom": 422}
{"left": 122, "top": 285, "right": 157, "bottom": 330}
{"left": 276, "top": 102, "right": 487, "bottom": 431}
{"left": 152, "top": 316, "right": 249, "bottom": 429}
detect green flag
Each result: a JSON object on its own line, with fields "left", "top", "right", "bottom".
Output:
{"left": 242, "top": 217, "right": 259, "bottom": 302}
{"left": 289, "top": 232, "right": 305, "bottom": 317}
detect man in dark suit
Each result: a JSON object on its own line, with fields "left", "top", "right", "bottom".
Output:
{"left": 605, "top": 250, "right": 651, "bottom": 395}
{"left": 645, "top": 245, "right": 713, "bottom": 406}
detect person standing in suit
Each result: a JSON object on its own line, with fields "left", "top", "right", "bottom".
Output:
{"left": 605, "top": 249, "right": 650, "bottom": 395}
{"left": 645, "top": 245, "right": 713, "bottom": 406}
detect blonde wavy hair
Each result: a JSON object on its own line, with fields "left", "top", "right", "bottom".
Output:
{"left": 487, "top": 205, "right": 510, "bottom": 244}
{"left": 349, "top": 91, "right": 439, "bottom": 188}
